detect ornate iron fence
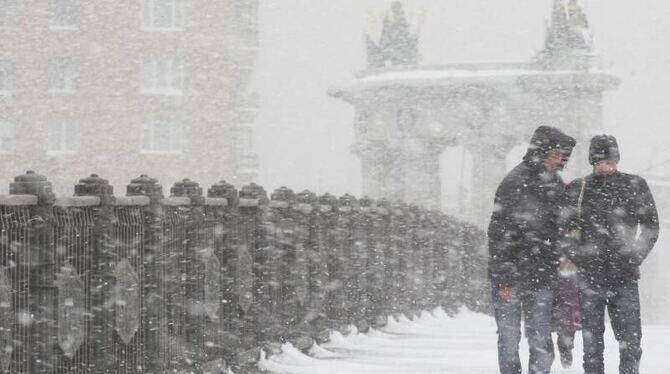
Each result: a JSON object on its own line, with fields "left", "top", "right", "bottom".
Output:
{"left": 0, "top": 171, "right": 489, "bottom": 373}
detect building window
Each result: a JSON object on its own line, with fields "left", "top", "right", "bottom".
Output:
{"left": 141, "top": 57, "right": 183, "bottom": 95}
{"left": 0, "top": 0, "right": 17, "bottom": 29}
{"left": 48, "top": 119, "right": 78, "bottom": 155}
{"left": 49, "top": 58, "right": 79, "bottom": 93}
{"left": 0, "top": 59, "right": 15, "bottom": 93}
{"left": 141, "top": 121, "right": 180, "bottom": 153}
{"left": 142, "top": 0, "right": 183, "bottom": 30}
{"left": 0, "top": 121, "right": 15, "bottom": 154}
{"left": 49, "top": 0, "right": 79, "bottom": 30}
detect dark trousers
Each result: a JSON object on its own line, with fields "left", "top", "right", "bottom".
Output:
{"left": 578, "top": 277, "right": 642, "bottom": 374}
{"left": 492, "top": 285, "right": 555, "bottom": 374}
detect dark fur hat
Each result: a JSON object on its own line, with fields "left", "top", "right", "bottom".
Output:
{"left": 589, "top": 135, "right": 620, "bottom": 165}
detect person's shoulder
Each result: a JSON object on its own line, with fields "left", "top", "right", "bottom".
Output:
{"left": 567, "top": 175, "right": 590, "bottom": 189}
{"left": 498, "top": 163, "right": 529, "bottom": 188}
{"left": 566, "top": 178, "right": 582, "bottom": 188}
{"left": 491, "top": 164, "right": 528, "bottom": 202}
{"left": 619, "top": 171, "right": 644, "bottom": 181}
{"left": 619, "top": 172, "right": 649, "bottom": 189}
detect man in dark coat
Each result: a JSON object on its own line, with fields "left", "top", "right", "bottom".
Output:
{"left": 560, "top": 135, "right": 659, "bottom": 374}
{"left": 488, "top": 125, "right": 576, "bottom": 374}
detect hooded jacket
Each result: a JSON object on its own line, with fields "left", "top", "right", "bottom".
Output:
{"left": 488, "top": 126, "right": 576, "bottom": 289}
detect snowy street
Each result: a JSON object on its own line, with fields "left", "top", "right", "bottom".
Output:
{"left": 260, "top": 309, "right": 670, "bottom": 374}
{"left": 3, "top": 1, "right": 670, "bottom": 373}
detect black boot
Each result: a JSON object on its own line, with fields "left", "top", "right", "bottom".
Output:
{"left": 559, "top": 345, "right": 573, "bottom": 368}
{"left": 557, "top": 332, "right": 574, "bottom": 368}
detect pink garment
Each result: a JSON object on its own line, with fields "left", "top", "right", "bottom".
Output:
{"left": 552, "top": 269, "right": 581, "bottom": 333}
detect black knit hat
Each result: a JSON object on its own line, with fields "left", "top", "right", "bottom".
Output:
{"left": 589, "top": 135, "right": 620, "bottom": 165}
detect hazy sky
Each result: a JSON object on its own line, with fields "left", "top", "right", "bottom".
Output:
{"left": 254, "top": 0, "right": 670, "bottom": 197}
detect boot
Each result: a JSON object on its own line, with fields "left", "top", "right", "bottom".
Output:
{"left": 558, "top": 343, "right": 573, "bottom": 368}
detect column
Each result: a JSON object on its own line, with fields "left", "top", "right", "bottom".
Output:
{"left": 397, "top": 138, "right": 448, "bottom": 210}
{"left": 353, "top": 141, "right": 400, "bottom": 201}
{"left": 466, "top": 141, "right": 513, "bottom": 228}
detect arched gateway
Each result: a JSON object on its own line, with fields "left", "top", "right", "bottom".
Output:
{"left": 329, "top": 0, "right": 619, "bottom": 227}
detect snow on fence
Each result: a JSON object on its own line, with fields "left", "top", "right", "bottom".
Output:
{"left": 0, "top": 171, "right": 489, "bottom": 373}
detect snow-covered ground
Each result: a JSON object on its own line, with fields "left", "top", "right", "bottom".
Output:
{"left": 259, "top": 308, "right": 670, "bottom": 374}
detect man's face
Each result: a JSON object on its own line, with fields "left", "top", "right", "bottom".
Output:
{"left": 544, "top": 149, "right": 564, "bottom": 172}
{"left": 593, "top": 159, "right": 618, "bottom": 176}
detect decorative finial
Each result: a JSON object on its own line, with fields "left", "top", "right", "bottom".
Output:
{"left": 536, "top": 0, "right": 594, "bottom": 70}
{"left": 365, "top": 1, "right": 420, "bottom": 69}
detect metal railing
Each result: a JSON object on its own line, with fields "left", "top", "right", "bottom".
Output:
{"left": 0, "top": 171, "right": 489, "bottom": 373}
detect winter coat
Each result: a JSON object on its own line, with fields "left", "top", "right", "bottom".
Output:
{"left": 487, "top": 160, "right": 567, "bottom": 289}
{"left": 560, "top": 171, "right": 659, "bottom": 287}
{"left": 488, "top": 126, "right": 576, "bottom": 290}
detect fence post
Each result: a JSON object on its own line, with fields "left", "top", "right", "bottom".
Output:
{"left": 354, "top": 196, "right": 373, "bottom": 332}
{"left": 235, "top": 183, "right": 268, "bottom": 373}
{"left": 9, "top": 171, "right": 56, "bottom": 373}
{"left": 413, "top": 209, "right": 429, "bottom": 313}
{"left": 316, "top": 193, "right": 339, "bottom": 339}
{"left": 422, "top": 211, "right": 438, "bottom": 312}
{"left": 369, "top": 198, "right": 390, "bottom": 327}
{"left": 387, "top": 201, "right": 408, "bottom": 318}
{"left": 0, "top": 189, "right": 34, "bottom": 373}
{"left": 439, "top": 215, "right": 462, "bottom": 315}
{"left": 333, "top": 194, "right": 355, "bottom": 332}
{"left": 405, "top": 204, "right": 422, "bottom": 320}
{"left": 70, "top": 174, "right": 117, "bottom": 372}
{"left": 206, "top": 180, "right": 238, "bottom": 370}
{"left": 354, "top": 196, "right": 375, "bottom": 332}
{"left": 126, "top": 174, "right": 164, "bottom": 372}
{"left": 462, "top": 224, "right": 491, "bottom": 314}
{"left": 295, "top": 190, "right": 322, "bottom": 348}
{"left": 157, "top": 181, "right": 192, "bottom": 371}
{"left": 433, "top": 213, "right": 447, "bottom": 312}
{"left": 171, "top": 178, "right": 228, "bottom": 371}
{"left": 266, "top": 186, "right": 296, "bottom": 350}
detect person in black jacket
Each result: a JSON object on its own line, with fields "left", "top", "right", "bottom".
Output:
{"left": 560, "top": 135, "right": 659, "bottom": 374}
{"left": 488, "top": 125, "right": 576, "bottom": 374}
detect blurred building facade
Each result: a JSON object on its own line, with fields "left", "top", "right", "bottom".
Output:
{"left": 0, "top": 0, "right": 259, "bottom": 194}
{"left": 330, "top": 0, "right": 619, "bottom": 226}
